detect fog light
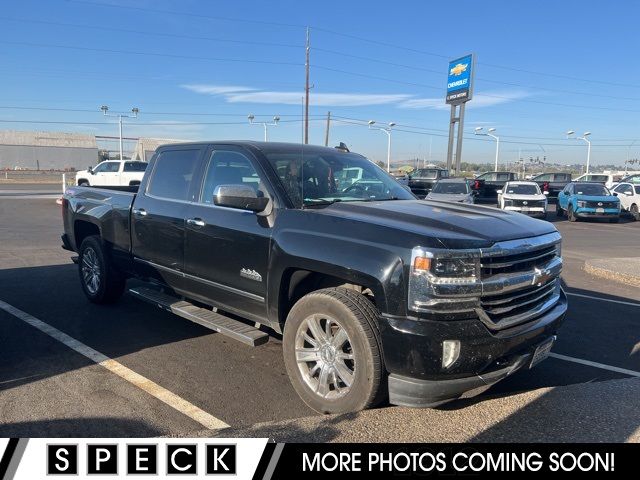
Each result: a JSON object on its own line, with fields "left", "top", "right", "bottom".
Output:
{"left": 442, "top": 340, "right": 460, "bottom": 369}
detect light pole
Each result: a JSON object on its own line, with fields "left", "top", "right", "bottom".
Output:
{"left": 626, "top": 140, "right": 638, "bottom": 173}
{"left": 248, "top": 114, "right": 280, "bottom": 141}
{"left": 101, "top": 105, "right": 138, "bottom": 160}
{"left": 475, "top": 127, "right": 500, "bottom": 171}
{"left": 566, "top": 130, "right": 591, "bottom": 174}
{"left": 368, "top": 120, "right": 396, "bottom": 172}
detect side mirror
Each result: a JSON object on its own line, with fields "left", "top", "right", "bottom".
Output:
{"left": 88, "top": 166, "right": 94, "bottom": 174}
{"left": 543, "top": 191, "right": 549, "bottom": 195}
{"left": 213, "top": 184, "right": 271, "bottom": 214}
{"left": 496, "top": 189, "right": 503, "bottom": 194}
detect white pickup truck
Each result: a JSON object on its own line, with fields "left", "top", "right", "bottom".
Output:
{"left": 76, "top": 160, "right": 148, "bottom": 187}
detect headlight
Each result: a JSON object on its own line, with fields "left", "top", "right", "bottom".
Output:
{"left": 408, "top": 247, "right": 480, "bottom": 312}
{"left": 577, "top": 200, "right": 587, "bottom": 208}
{"left": 503, "top": 199, "right": 514, "bottom": 207}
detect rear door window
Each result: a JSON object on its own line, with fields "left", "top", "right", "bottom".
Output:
{"left": 124, "top": 161, "right": 148, "bottom": 172}
{"left": 146, "top": 149, "right": 201, "bottom": 201}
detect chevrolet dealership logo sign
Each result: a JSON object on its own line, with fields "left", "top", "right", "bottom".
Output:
{"left": 450, "top": 63, "right": 468, "bottom": 76}
{"left": 446, "top": 54, "right": 474, "bottom": 105}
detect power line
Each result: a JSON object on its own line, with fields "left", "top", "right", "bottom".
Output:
{"left": 1, "top": 40, "right": 302, "bottom": 67}
{"left": 0, "top": 16, "right": 302, "bottom": 49}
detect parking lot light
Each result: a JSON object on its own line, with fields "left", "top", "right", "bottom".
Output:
{"left": 567, "top": 130, "right": 592, "bottom": 174}
{"left": 100, "top": 105, "right": 139, "bottom": 160}
{"left": 475, "top": 127, "right": 500, "bottom": 171}
{"left": 369, "top": 121, "right": 395, "bottom": 172}
{"left": 248, "top": 114, "right": 280, "bottom": 141}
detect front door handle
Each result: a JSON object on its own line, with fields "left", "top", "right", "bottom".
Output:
{"left": 132, "top": 208, "right": 147, "bottom": 216}
{"left": 186, "top": 218, "right": 206, "bottom": 227}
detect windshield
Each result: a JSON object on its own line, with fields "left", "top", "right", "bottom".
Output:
{"left": 413, "top": 169, "right": 439, "bottom": 179}
{"left": 504, "top": 184, "right": 540, "bottom": 195}
{"left": 575, "top": 184, "right": 610, "bottom": 196}
{"left": 266, "top": 151, "right": 415, "bottom": 207}
{"left": 581, "top": 174, "right": 608, "bottom": 182}
{"left": 432, "top": 182, "right": 469, "bottom": 194}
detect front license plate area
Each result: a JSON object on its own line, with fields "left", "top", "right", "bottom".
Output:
{"left": 529, "top": 337, "right": 555, "bottom": 368}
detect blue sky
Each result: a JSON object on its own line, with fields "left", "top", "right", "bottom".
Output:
{"left": 2, "top": 0, "right": 640, "bottom": 166}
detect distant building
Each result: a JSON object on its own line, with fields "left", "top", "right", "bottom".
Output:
{"left": 0, "top": 130, "right": 99, "bottom": 170}
{"left": 130, "top": 137, "right": 185, "bottom": 161}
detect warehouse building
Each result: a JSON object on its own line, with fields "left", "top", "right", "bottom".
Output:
{"left": 130, "top": 137, "right": 186, "bottom": 161}
{"left": 0, "top": 130, "right": 98, "bottom": 171}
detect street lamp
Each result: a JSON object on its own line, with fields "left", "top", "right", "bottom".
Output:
{"left": 100, "top": 105, "right": 139, "bottom": 160}
{"left": 248, "top": 114, "right": 280, "bottom": 141}
{"left": 369, "top": 120, "right": 395, "bottom": 172}
{"left": 475, "top": 127, "right": 500, "bottom": 171}
{"left": 567, "top": 130, "right": 592, "bottom": 174}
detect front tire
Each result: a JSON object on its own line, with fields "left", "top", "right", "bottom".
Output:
{"left": 78, "top": 235, "right": 126, "bottom": 304}
{"left": 630, "top": 204, "right": 639, "bottom": 221}
{"left": 78, "top": 179, "right": 90, "bottom": 186}
{"left": 568, "top": 205, "right": 577, "bottom": 222}
{"left": 283, "top": 287, "right": 385, "bottom": 414}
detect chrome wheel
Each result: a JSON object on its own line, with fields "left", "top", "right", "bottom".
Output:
{"left": 295, "top": 314, "right": 355, "bottom": 399}
{"left": 81, "top": 247, "right": 101, "bottom": 294}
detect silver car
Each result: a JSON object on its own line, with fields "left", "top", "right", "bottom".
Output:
{"left": 426, "top": 178, "right": 475, "bottom": 203}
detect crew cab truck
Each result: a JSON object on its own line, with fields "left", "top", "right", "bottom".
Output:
{"left": 76, "top": 160, "right": 148, "bottom": 187}
{"left": 62, "top": 141, "right": 567, "bottom": 414}
{"left": 408, "top": 167, "right": 449, "bottom": 198}
{"left": 530, "top": 172, "right": 572, "bottom": 202}
{"left": 471, "top": 171, "right": 519, "bottom": 203}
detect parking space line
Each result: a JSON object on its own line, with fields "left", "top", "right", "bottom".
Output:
{"left": 566, "top": 291, "right": 640, "bottom": 307}
{"left": 0, "top": 300, "right": 230, "bottom": 431}
{"left": 549, "top": 352, "right": 640, "bottom": 377}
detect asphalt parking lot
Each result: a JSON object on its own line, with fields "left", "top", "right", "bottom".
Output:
{"left": 1, "top": 189, "right": 639, "bottom": 441}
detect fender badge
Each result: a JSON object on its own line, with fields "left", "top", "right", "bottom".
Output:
{"left": 240, "top": 268, "right": 262, "bottom": 282}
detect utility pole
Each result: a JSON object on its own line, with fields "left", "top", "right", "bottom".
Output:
{"left": 304, "top": 27, "right": 310, "bottom": 144}
{"left": 324, "top": 111, "right": 331, "bottom": 146}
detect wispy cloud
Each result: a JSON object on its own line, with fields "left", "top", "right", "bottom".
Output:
{"left": 400, "top": 90, "right": 530, "bottom": 110}
{"left": 181, "top": 84, "right": 529, "bottom": 109}
{"left": 181, "top": 84, "right": 411, "bottom": 107}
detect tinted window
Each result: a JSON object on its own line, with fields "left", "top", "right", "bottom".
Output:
{"left": 413, "top": 169, "right": 439, "bottom": 179}
{"left": 266, "top": 150, "right": 414, "bottom": 207}
{"left": 200, "top": 150, "right": 262, "bottom": 204}
{"left": 93, "top": 161, "right": 119, "bottom": 173}
{"left": 124, "top": 161, "right": 148, "bottom": 172}
{"left": 614, "top": 184, "right": 632, "bottom": 194}
{"left": 582, "top": 174, "right": 608, "bottom": 182}
{"left": 554, "top": 173, "right": 571, "bottom": 181}
{"left": 432, "top": 182, "right": 469, "bottom": 194}
{"left": 504, "top": 183, "right": 540, "bottom": 195}
{"left": 635, "top": 186, "right": 640, "bottom": 194}
{"left": 147, "top": 149, "right": 200, "bottom": 201}
{"left": 496, "top": 173, "right": 511, "bottom": 181}
{"left": 533, "top": 173, "right": 552, "bottom": 181}
{"left": 574, "top": 183, "right": 609, "bottom": 196}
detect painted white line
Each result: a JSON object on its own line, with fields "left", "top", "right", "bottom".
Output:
{"left": 0, "top": 300, "right": 230, "bottom": 430}
{"left": 549, "top": 352, "right": 640, "bottom": 378}
{"left": 566, "top": 291, "right": 640, "bottom": 308}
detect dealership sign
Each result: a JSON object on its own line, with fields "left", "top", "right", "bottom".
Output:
{"left": 446, "top": 54, "right": 474, "bottom": 104}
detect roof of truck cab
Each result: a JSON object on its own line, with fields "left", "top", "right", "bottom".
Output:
{"left": 155, "top": 141, "right": 361, "bottom": 155}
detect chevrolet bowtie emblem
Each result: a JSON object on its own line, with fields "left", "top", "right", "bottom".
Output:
{"left": 450, "top": 63, "right": 468, "bottom": 76}
{"left": 532, "top": 267, "right": 553, "bottom": 286}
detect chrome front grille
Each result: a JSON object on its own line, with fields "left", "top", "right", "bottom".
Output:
{"left": 586, "top": 201, "right": 617, "bottom": 209}
{"left": 481, "top": 245, "right": 557, "bottom": 278}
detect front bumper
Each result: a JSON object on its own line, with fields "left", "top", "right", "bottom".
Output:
{"left": 504, "top": 206, "right": 547, "bottom": 218}
{"left": 575, "top": 208, "right": 620, "bottom": 218}
{"left": 381, "top": 288, "right": 567, "bottom": 407}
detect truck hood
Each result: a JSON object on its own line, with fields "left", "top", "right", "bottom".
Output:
{"left": 574, "top": 195, "right": 619, "bottom": 202}
{"left": 502, "top": 193, "right": 547, "bottom": 201}
{"left": 313, "top": 200, "right": 557, "bottom": 249}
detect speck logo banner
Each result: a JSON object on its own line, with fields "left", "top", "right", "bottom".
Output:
{"left": 0, "top": 439, "right": 632, "bottom": 479}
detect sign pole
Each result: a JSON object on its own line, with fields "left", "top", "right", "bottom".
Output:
{"left": 446, "top": 105, "right": 456, "bottom": 171}
{"left": 455, "top": 102, "right": 466, "bottom": 173}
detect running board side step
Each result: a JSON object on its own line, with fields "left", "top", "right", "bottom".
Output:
{"left": 129, "top": 287, "right": 269, "bottom": 347}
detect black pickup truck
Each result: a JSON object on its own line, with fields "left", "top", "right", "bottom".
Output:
{"left": 530, "top": 172, "right": 572, "bottom": 202}
{"left": 61, "top": 141, "right": 566, "bottom": 414}
{"left": 407, "top": 167, "right": 449, "bottom": 198}
{"left": 471, "top": 171, "right": 519, "bottom": 203}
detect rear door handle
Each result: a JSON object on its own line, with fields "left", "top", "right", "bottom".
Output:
{"left": 132, "top": 208, "right": 147, "bottom": 216}
{"left": 186, "top": 218, "right": 206, "bottom": 227}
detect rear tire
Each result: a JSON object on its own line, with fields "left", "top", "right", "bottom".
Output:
{"left": 78, "top": 180, "right": 89, "bottom": 186}
{"left": 283, "top": 287, "right": 385, "bottom": 414}
{"left": 568, "top": 205, "right": 577, "bottom": 222}
{"left": 78, "top": 235, "right": 126, "bottom": 304}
